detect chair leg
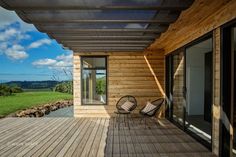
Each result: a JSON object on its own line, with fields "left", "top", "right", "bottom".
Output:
{"left": 124, "top": 114, "right": 126, "bottom": 127}
{"left": 127, "top": 114, "right": 130, "bottom": 130}
{"left": 118, "top": 113, "right": 120, "bottom": 130}
{"left": 115, "top": 114, "right": 117, "bottom": 128}
{"left": 144, "top": 116, "right": 147, "bottom": 129}
{"left": 152, "top": 117, "right": 159, "bottom": 127}
{"left": 140, "top": 116, "right": 143, "bottom": 124}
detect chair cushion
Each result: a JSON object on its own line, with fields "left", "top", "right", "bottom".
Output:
{"left": 120, "top": 100, "right": 134, "bottom": 112}
{"left": 141, "top": 101, "right": 156, "bottom": 116}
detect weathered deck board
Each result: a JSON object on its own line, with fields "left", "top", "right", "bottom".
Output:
{"left": 0, "top": 117, "right": 215, "bottom": 157}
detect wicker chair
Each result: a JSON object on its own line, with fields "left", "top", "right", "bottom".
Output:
{"left": 114, "top": 95, "right": 137, "bottom": 129}
{"left": 139, "top": 98, "right": 165, "bottom": 128}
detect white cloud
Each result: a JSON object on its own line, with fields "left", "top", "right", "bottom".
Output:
{"left": 0, "top": 7, "right": 54, "bottom": 61}
{"left": 0, "top": 27, "right": 29, "bottom": 60}
{"left": 2, "top": 28, "right": 17, "bottom": 38}
{"left": 56, "top": 53, "right": 73, "bottom": 61}
{"left": 32, "top": 58, "right": 57, "bottom": 66}
{"left": 0, "top": 26, "right": 52, "bottom": 60}
{"left": 0, "top": 27, "right": 30, "bottom": 42}
{"left": 5, "top": 44, "right": 28, "bottom": 60}
{"left": 32, "top": 53, "right": 73, "bottom": 70}
{"left": 125, "top": 23, "right": 144, "bottom": 29}
{"left": 0, "top": 7, "right": 35, "bottom": 32}
{"left": 28, "top": 39, "right": 52, "bottom": 49}
{"left": 54, "top": 60, "right": 73, "bottom": 68}
{"left": 0, "top": 42, "right": 7, "bottom": 54}
{"left": 0, "top": 26, "right": 30, "bottom": 60}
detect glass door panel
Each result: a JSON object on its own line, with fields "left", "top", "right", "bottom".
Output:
{"left": 185, "top": 37, "right": 213, "bottom": 144}
{"left": 232, "top": 26, "right": 236, "bottom": 157}
{"left": 172, "top": 51, "right": 185, "bottom": 126}
{"left": 221, "top": 24, "right": 236, "bottom": 157}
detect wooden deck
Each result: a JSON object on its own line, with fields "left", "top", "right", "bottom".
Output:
{"left": 0, "top": 117, "right": 215, "bottom": 157}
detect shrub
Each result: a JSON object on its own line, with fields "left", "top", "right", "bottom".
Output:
{"left": 96, "top": 77, "right": 106, "bottom": 95}
{"left": 10, "top": 86, "right": 23, "bottom": 93}
{"left": 0, "top": 84, "right": 12, "bottom": 96}
{"left": 0, "top": 84, "right": 23, "bottom": 96}
{"left": 54, "top": 81, "right": 73, "bottom": 94}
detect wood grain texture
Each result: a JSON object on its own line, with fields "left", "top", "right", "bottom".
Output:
{"left": 148, "top": 0, "right": 236, "bottom": 54}
{"left": 212, "top": 28, "right": 221, "bottom": 156}
{"left": 0, "top": 117, "right": 214, "bottom": 157}
{"left": 73, "top": 52, "right": 165, "bottom": 117}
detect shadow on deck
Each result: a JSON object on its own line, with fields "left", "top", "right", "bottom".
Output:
{"left": 0, "top": 116, "right": 215, "bottom": 157}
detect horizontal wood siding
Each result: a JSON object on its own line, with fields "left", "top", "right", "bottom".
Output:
{"left": 73, "top": 54, "right": 81, "bottom": 117}
{"left": 109, "top": 53, "right": 165, "bottom": 115}
{"left": 74, "top": 52, "right": 165, "bottom": 117}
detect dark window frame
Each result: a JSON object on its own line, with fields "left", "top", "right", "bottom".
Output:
{"left": 80, "top": 56, "right": 108, "bottom": 106}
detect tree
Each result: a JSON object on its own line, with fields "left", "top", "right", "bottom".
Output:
{"left": 54, "top": 81, "right": 73, "bottom": 94}
{"left": 0, "top": 84, "right": 23, "bottom": 96}
{"left": 96, "top": 77, "right": 106, "bottom": 95}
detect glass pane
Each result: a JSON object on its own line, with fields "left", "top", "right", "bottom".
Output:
{"left": 233, "top": 27, "right": 236, "bottom": 156}
{"left": 185, "top": 38, "right": 213, "bottom": 143}
{"left": 31, "top": 10, "right": 157, "bottom": 20}
{"left": 165, "top": 56, "right": 172, "bottom": 118}
{"left": 172, "top": 51, "right": 185, "bottom": 125}
{"left": 45, "top": 23, "right": 148, "bottom": 29}
{"left": 82, "top": 69, "right": 107, "bottom": 105}
{"left": 83, "top": 57, "right": 106, "bottom": 68}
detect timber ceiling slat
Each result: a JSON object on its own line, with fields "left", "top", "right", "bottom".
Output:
{"left": 0, "top": 0, "right": 193, "bottom": 10}
{"left": 37, "top": 28, "right": 168, "bottom": 33}
{"left": 0, "top": 0, "right": 194, "bottom": 52}
{"left": 50, "top": 35, "right": 158, "bottom": 40}
{"left": 68, "top": 45, "right": 147, "bottom": 48}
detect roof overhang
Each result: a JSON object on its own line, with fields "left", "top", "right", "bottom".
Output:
{"left": 0, "top": 0, "right": 194, "bottom": 53}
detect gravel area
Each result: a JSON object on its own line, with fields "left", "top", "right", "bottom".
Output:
{"left": 44, "top": 106, "right": 73, "bottom": 117}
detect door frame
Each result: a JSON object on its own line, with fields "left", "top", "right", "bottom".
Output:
{"left": 219, "top": 19, "right": 236, "bottom": 157}
{"left": 80, "top": 55, "right": 108, "bottom": 106}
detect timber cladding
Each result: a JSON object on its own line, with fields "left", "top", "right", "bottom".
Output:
{"left": 73, "top": 52, "right": 165, "bottom": 117}
{"left": 212, "top": 28, "right": 221, "bottom": 156}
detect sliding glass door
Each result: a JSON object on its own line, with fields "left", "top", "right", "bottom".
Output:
{"left": 185, "top": 37, "right": 213, "bottom": 144}
{"left": 221, "top": 23, "right": 236, "bottom": 157}
{"left": 166, "top": 35, "right": 213, "bottom": 147}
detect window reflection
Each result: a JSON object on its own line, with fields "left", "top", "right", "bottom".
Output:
{"left": 82, "top": 57, "right": 107, "bottom": 105}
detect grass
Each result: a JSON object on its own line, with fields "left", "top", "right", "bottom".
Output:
{"left": 23, "top": 88, "right": 52, "bottom": 92}
{"left": 0, "top": 91, "right": 73, "bottom": 117}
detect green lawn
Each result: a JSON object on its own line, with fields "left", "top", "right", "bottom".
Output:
{"left": 0, "top": 91, "right": 73, "bottom": 117}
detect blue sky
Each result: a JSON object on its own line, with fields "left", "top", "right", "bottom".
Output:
{"left": 0, "top": 7, "right": 72, "bottom": 82}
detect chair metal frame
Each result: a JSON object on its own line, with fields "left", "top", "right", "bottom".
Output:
{"left": 114, "top": 95, "right": 137, "bottom": 129}
{"left": 139, "top": 98, "right": 165, "bottom": 128}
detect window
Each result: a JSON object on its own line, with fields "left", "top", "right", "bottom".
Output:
{"left": 81, "top": 56, "right": 107, "bottom": 105}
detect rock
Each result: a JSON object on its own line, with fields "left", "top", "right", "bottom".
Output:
{"left": 45, "top": 109, "right": 50, "bottom": 115}
{"left": 41, "top": 109, "right": 46, "bottom": 114}
{"left": 35, "top": 111, "right": 44, "bottom": 117}
{"left": 7, "top": 99, "right": 73, "bottom": 118}
{"left": 51, "top": 105, "right": 58, "bottom": 111}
